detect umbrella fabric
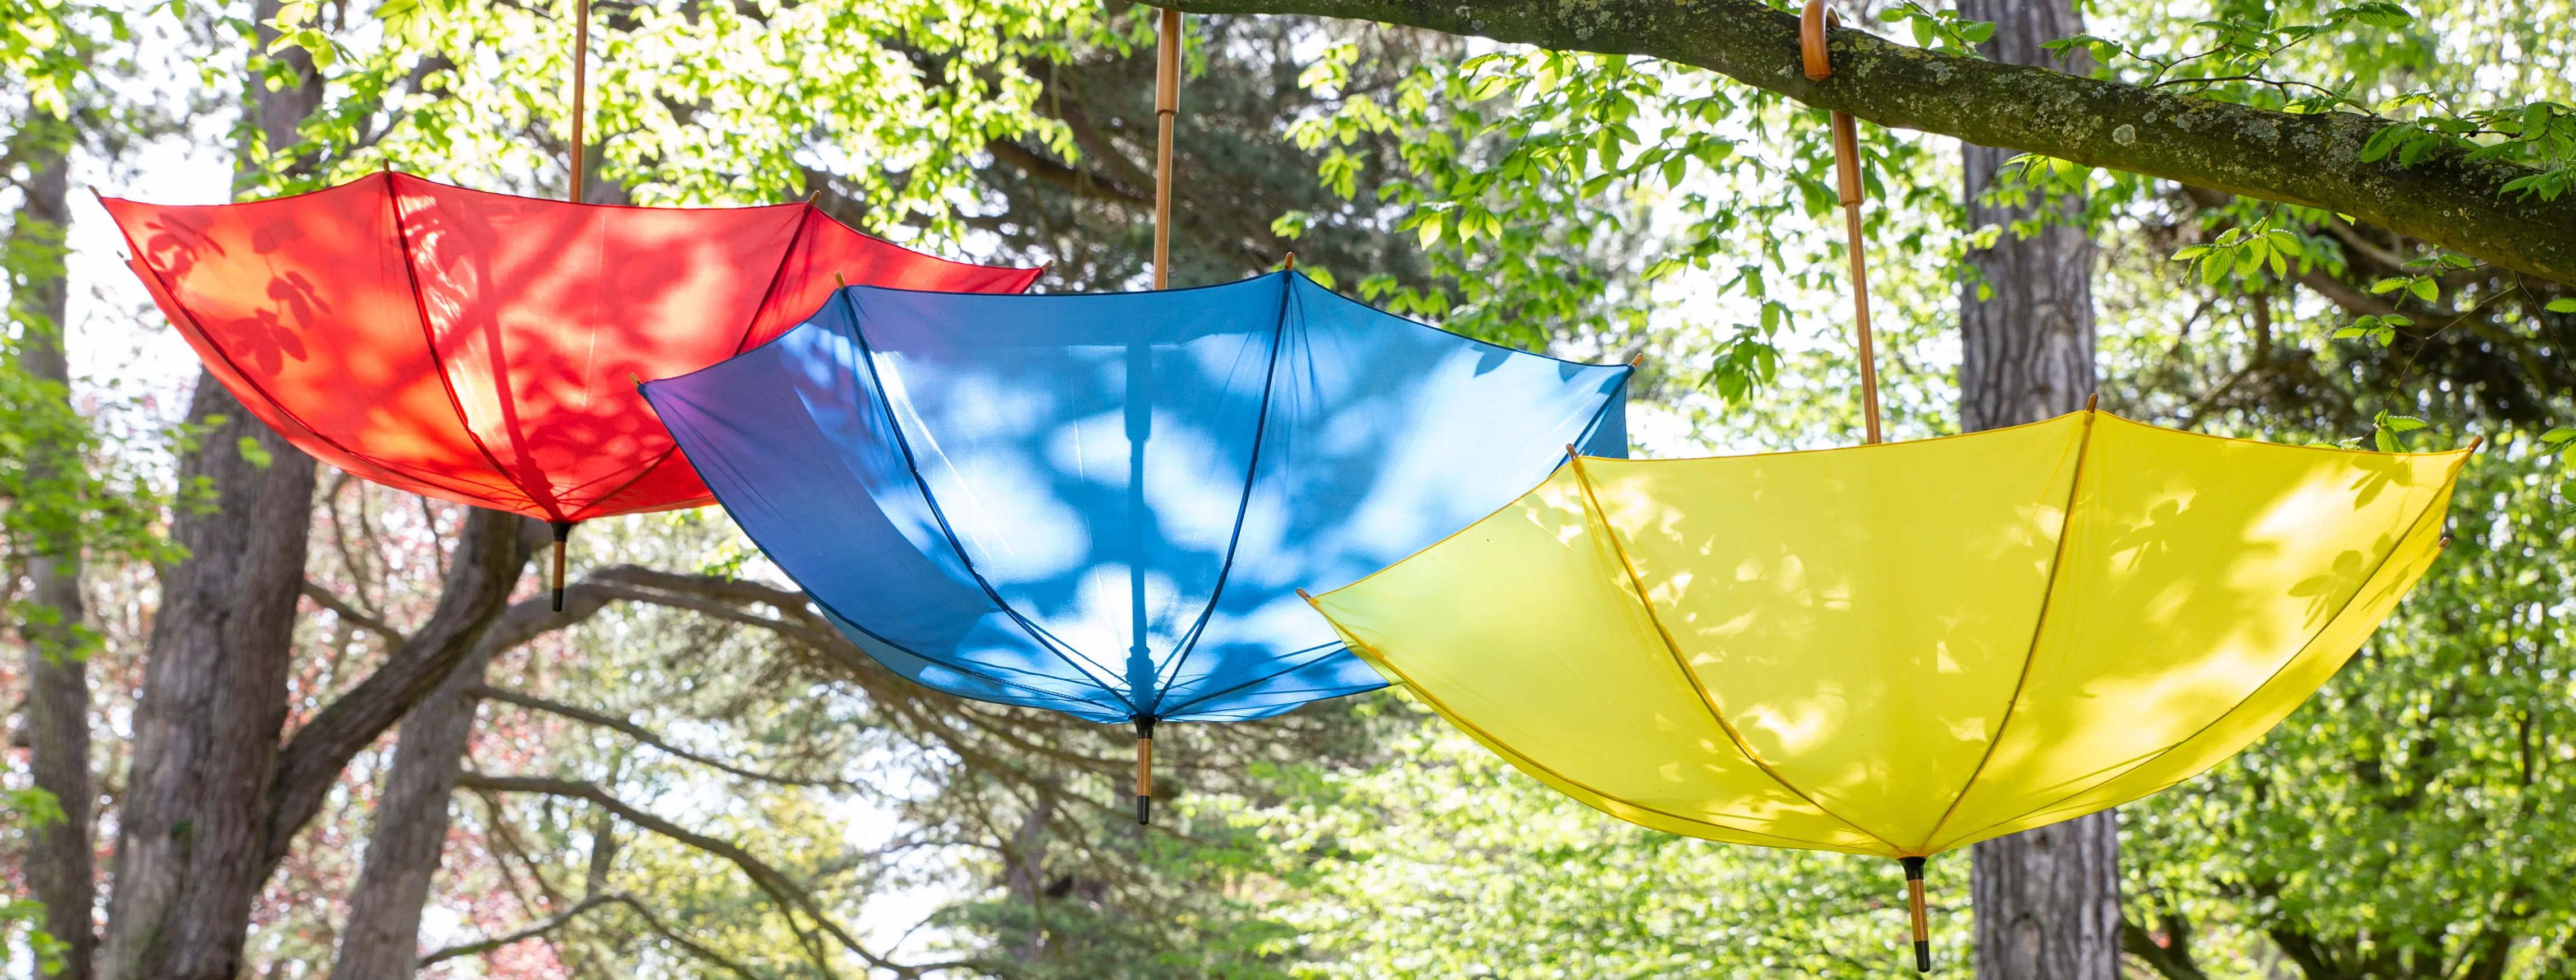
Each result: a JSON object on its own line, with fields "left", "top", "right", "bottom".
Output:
{"left": 1309, "top": 410, "right": 2470, "bottom": 857}
{"left": 100, "top": 171, "right": 1040, "bottom": 523}
{"left": 642, "top": 271, "right": 1632, "bottom": 723}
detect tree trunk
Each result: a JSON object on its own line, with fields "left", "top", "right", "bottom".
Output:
{"left": 13, "top": 117, "right": 100, "bottom": 980}
{"left": 1956, "top": 0, "right": 2098, "bottom": 435}
{"left": 96, "top": 7, "right": 324, "bottom": 974}
{"left": 1955, "top": 2, "right": 2118, "bottom": 979}
{"left": 1971, "top": 811, "right": 2121, "bottom": 980}
{"left": 96, "top": 373, "right": 318, "bottom": 980}
{"left": 333, "top": 538, "right": 585, "bottom": 978}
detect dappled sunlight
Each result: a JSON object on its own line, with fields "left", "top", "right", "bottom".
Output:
{"left": 645, "top": 272, "right": 1629, "bottom": 723}
{"left": 101, "top": 170, "right": 1038, "bottom": 522}
{"left": 1317, "top": 410, "right": 2474, "bottom": 858}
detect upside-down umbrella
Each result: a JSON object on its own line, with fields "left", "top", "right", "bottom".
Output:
{"left": 641, "top": 270, "right": 1633, "bottom": 823}
{"left": 1302, "top": 1, "right": 2476, "bottom": 970}
{"left": 99, "top": 171, "right": 1040, "bottom": 607}
{"left": 1306, "top": 411, "right": 2469, "bottom": 966}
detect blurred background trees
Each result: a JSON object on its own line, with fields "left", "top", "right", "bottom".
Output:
{"left": 3, "top": 0, "right": 2572, "bottom": 976}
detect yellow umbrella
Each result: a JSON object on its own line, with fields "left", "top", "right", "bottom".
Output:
{"left": 1299, "top": 6, "right": 2476, "bottom": 971}
{"left": 1305, "top": 411, "right": 2469, "bottom": 968}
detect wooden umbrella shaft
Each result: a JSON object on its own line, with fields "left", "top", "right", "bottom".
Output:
{"left": 1801, "top": 0, "right": 1884, "bottom": 445}
{"left": 1902, "top": 856, "right": 1930, "bottom": 972}
{"left": 550, "top": 521, "right": 573, "bottom": 612}
{"left": 1134, "top": 717, "right": 1156, "bottom": 825}
{"left": 568, "top": 0, "right": 592, "bottom": 202}
{"left": 1152, "top": 7, "right": 1180, "bottom": 290}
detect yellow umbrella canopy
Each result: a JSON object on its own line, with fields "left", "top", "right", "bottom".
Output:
{"left": 1304, "top": 408, "right": 2470, "bottom": 962}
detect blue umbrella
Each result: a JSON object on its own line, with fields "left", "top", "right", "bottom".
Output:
{"left": 641, "top": 270, "right": 1630, "bottom": 821}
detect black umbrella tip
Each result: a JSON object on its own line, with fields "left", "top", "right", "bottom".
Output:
{"left": 1136, "top": 795, "right": 1151, "bottom": 825}
{"left": 1914, "top": 940, "right": 1931, "bottom": 972}
{"left": 551, "top": 587, "right": 565, "bottom": 612}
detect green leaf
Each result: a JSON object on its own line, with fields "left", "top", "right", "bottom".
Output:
{"left": 2408, "top": 278, "right": 2438, "bottom": 303}
{"left": 2546, "top": 298, "right": 2576, "bottom": 313}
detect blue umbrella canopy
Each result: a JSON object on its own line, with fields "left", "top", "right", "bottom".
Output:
{"left": 641, "top": 270, "right": 1629, "bottom": 817}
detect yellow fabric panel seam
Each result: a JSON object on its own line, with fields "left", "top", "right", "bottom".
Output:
{"left": 1303, "top": 591, "right": 1835, "bottom": 849}
{"left": 1910, "top": 408, "right": 2098, "bottom": 854}
{"left": 1924, "top": 451, "right": 2466, "bottom": 851}
{"left": 1566, "top": 452, "right": 1901, "bottom": 854}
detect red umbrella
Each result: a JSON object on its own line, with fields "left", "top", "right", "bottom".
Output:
{"left": 101, "top": 170, "right": 1040, "bottom": 605}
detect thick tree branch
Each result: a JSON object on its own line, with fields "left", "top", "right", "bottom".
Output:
{"left": 1164, "top": 0, "right": 2576, "bottom": 284}
{"left": 471, "top": 686, "right": 855, "bottom": 788}
{"left": 261, "top": 510, "right": 541, "bottom": 871}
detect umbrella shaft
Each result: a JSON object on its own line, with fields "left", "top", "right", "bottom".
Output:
{"left": 1902, "top": 855, "right": 1929, "bottom": 972}
{"left": 550, "top": 521, "right": 573, "bottom": 612}
{"left": 1152, "top": 7, "right": 1180, "bottom": 289}
{"left": 568, "top": 0, "right": 591, "bottom": 202}
{"left": 1135, "top": 735, "right": 1154, "bottom": 825}
{"left": 1830, "top": 109, "right": 1882, "bottom": 446}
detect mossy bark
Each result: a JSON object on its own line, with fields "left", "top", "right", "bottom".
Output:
{"left": 1167, "top": 0, "right": 2576, "bottom": 285}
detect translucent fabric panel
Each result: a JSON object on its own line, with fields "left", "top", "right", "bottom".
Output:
{"left": 1311, "top": 410, "right": 2468, "bottom": 857}
{"left": 645, "top": 271, "right": 1632, "bottom": 724}
{"left": 102, "top": 171, "right": 1038, "bottom": 522}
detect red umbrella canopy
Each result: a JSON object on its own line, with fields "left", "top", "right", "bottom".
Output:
{"left": 101, "top": 170, "right": 1041, "bottom": 523}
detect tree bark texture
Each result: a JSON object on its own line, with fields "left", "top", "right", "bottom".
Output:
{"left": 97, "top": 8, "right": 326, "bottom": 975}
{"left": 96, "top": 376, "right": 318, "bottom": 980}
{"left": 1956, "top": 3, "right": 2118, "bottom": 979}
{"left": 1161, "top": 0, "right": 2576, "bottom": 286}
{"left": 334, "top": 544, "right": 597, "bottom": 979}
{"left": 261, "top": 508, "right": 537, "bottom": 877}
{"left": 1958, "top": 0, "right": 2096, "bottom": 434}
{"left": 13, "top": 119, "right": 100, "bottom": 980}
{"left": 1972, "top": 810, "right": 2122, "bottom": 980}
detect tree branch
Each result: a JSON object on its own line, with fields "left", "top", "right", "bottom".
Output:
{"left": 262, "top": 510, "right": 542, "bottom": 871}
{"left": 455, "top": 773, "right": 940, "bottom": 976}
{"left": 1163, "top": 0, "right": 2576, "bottom": 285}
{"left": 416, "top": 891, "right": 760, "bottom": 977}
{"left": 470, "top": 686, "right": 855, "bottom": 788}
{"left": 301, "top": 579, "right": 404, "bottom": 646}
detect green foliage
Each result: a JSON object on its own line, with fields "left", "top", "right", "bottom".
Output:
{"left": 1246, "top": 705, "right": 1958, "bottom": 978}
{"left": 2125, "top": 442, "right": 2576, "bottom": 978}
{"left": 2, "top": 780, "right": 68, "bottom": 976}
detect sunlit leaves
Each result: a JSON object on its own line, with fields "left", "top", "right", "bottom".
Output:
{"left": 2170, "top": 219, "right": 2307, "bottom": 287}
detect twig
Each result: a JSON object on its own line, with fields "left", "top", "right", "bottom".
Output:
{"left": 471, "top": 685, "right": 856, "bottom": 788}
{"left": 458, "top": 772, "right": 922, "bottom": 975}
{"left": 301, "top": 579, "right": 404, "bottom": 645}
{"left": 419, "top": 891, "right": 762, "bottom": 978}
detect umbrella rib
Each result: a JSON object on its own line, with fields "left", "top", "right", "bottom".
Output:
{"left": 802, "top": 587, "right": 1131, "bottom": 714}
{"left": 562, "top": 443, "right": 684, "bottom": 520}
{"left": 731, "top": 204, "right": 821, "bottom": 357}
{"left": 1151, "top": 271, "right": 1298, "bottom": 716}
{"left": 1152, "top": 639, "right": 1355, "bottom": 717}
{"left": 1570, "top": 369, "right": 1634, "bottom": 455}
{"left": 828, "top": 288, "right": 1131, "bottom": 708}
{"left": 1923, "top": 460, "right": 2461, "bottom": 853}
{"left": 385, "top": 174, "right": 567, "bottom": 523}
{"left": 1913, "top": 409, "right": 2101, "bottom": 854}
{"left": 1565, "top": 453, "right": 1903, "bottom": 854}
{"left": 105, "top": 188, "right": 523, "bottom": 512}
{"left": 1322, "top": 617, "right": 1838, "bottom": 851}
